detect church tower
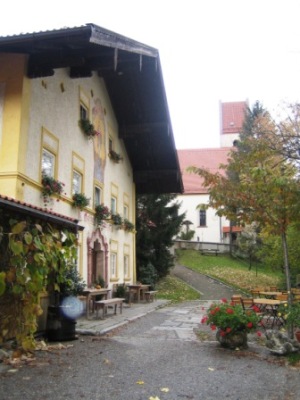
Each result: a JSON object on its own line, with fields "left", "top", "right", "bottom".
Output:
{"left": 220, "top": 100, "right": 248, "bottom": 147}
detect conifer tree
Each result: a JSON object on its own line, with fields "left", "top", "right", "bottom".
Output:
{"left": 136, "top": 194, "right": 185, "bottom": 286}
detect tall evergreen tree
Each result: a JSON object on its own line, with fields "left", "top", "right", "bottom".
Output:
{"left": 136, "top": 194, "right": 185, "bottom": 286}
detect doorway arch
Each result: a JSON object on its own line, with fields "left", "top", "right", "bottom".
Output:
{"left": 87, "top": 228, "right": 108, "bottom": 287}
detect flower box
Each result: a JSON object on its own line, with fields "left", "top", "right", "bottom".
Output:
{"left": 41, "top": 174, "right": 65, "bottom": 207}
{"left": 108, "top": 150, "right": 122, "bottom": 163}
{"left": 123, "top": 218, "right": 135, "bottom": 232}
{"left": 72, "top": 193, "right": 90, "bottom": 210}
{"left": 111, "top": 213, "right": 123, "bottom": 226}
{"left": 79, "top": 119, "right": 99, "bottom": 139}
{"left": 94, "top": 204, "right": 111, "bottom": 226}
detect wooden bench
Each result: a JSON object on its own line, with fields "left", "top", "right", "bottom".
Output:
{"left": 94, "top": 298, "right": 125, "bottom": 319}
{"left": 144, "top": 291, "right": 158, "bottom": 302}
{"left": 200, "top": 249, "right": 219, "bottom": 256}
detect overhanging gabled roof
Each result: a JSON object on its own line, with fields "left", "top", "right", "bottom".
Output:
{"left": 0, "top": 195, "right": 83, "bottom": 232}
{"left": 0, "top": 24, "right": 183, "bottom": 194}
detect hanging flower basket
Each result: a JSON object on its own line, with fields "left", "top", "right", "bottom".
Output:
{"left": 108, "top": 150, "right": 122, "bottom": 163}
{"left": 79, "top": 119, "right": 99, "bottom": 140}
{"left": 123, "top": 218, "right": 135, "bottom": 232}
{"left": 41, "top": 174, "right": 65, "bottom": 207}
{"left": 72, "top": 193, "right": 90, "bottom": 210}
{"left": 111, "top": 213, "right": 123, "bottom": 226}
{"left": 94, "top": 204, "right": 111, "bottom": 226}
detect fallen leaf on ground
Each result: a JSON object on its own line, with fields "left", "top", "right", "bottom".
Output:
{"left": 35, "top": 342, "right": 73, "bottom": 352}
{"left": 136, "top": 380, "right": 144, "bottom": 385}
{"left": 160, "top": 388, "right": 170, "bottom": 392}
{"left": 208, "top": 367, "right": 215, "bottom": 371}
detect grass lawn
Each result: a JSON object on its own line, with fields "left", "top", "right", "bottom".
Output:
{"left": 156, "top": 275, "right": 200, "bottom": 303}
{"left": 175, "top": 249, "right": 282, "bottom": 292}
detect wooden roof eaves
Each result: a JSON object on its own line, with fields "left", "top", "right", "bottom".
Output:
{"left": 88, "top": 24, "right": 159, "bottom": 58}
{"left": 0, "top": 197, "right": 84, "bottom": 232}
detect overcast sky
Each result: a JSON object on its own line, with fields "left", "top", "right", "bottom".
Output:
{"left": 2, "top": 0, "right": 300, "bottom": 149}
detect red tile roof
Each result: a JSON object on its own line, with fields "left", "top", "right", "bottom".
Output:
{"left": 221, "top": 101, "right": 247, "bottom": 134}
{"left": 0, "top": 194, "right": 82, "bottom": 230}
{"left": 177, "top": 148, "right": 231, "bottom": 194}
{"left": 222, "top": 226, "right": 242, "bottom": 233}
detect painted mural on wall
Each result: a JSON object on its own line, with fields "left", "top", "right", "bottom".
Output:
{"left": 92, "top": 98, "right": 106, "bottom": 182}
{"left": 0, "top": 83, "right": 5, "bottom": 141}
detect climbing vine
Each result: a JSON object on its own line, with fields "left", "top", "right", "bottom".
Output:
{"left": 0, "top": 212, "right": 78, "bottom": 351}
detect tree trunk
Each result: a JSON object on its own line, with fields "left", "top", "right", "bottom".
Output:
{"left": 229, "top": 223, "right": 233, "bottom": 256}
{"left": 281, "top": 231, "right": 293, "bottom": 339}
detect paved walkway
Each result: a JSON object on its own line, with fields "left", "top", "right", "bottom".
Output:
{"left": 75, "top": 264, "right": 243, "bottom": 338}
{"left": 171, "top": 263, "right": 245, "bottom": 299}
{"left": 75, "top": 299, "right": 169, "bottom": 336}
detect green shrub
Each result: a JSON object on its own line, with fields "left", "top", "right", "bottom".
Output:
{"left": 137, "top": 262, "right": 158, "bottom": 289}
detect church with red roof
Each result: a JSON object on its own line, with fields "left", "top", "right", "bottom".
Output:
{"left": 177, "top": 100, "right": 247, "bottom": 244}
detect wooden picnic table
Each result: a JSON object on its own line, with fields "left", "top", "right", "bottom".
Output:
{"left": 258, "top": 291, "right": 283, "bottom": 299}
{"left": 82, "top": 288, "right": 111, "bottom": 318}
{"left": 128, "top": 284, "right": 150, "bottom": 303}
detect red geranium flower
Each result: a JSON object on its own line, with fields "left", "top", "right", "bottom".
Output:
{"left": 211, "top": 325, "right": 217, "bottom": 331}
{"left": 247, "top": 322, "right": 253, "bottom": 328}
{"left": 252, "top": 305, "right": 261, "bottom": 313}
{"left": 226, "top": 308, "right": 234, "bottom": 314}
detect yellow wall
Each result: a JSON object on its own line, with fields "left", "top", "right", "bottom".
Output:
{"left": 0, "top": 58, "right": 136, "bottom": 286}
{"left": 0, "top": 54, "right": 30, "bottom": 199}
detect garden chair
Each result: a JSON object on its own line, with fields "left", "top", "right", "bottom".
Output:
{"left": 292, "top": 294, "right": 300, "bottom": 304}
{"left": 276, "top": 293, "right": 288, "bottom": 301}
{"left": 250, "top": 289, "right": 261, "bottom": 297}
{"left": 241, "top": 297, "right": 255, "bottom": 311}
{"left": 231, "top": 295, "right": 242, "bottom": 306}
{"left": 269, "top": 286, "right": 278, "bottom": 291}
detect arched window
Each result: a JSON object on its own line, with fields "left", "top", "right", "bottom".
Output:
{"left": 199, "top": 209, "right": 206, "bottom": 227}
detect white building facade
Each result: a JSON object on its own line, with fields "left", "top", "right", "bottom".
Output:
{"left": 177, "top": 101, "right": 247, "bottom": 245}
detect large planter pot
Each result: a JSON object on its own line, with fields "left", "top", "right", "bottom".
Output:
{"left": 46, "top": 305, "right": 77, "bottom": 342}
{"left": 295, "top": 330, "right": 300, "bottom": 342}
{"left": 216, "top": 329, "right": 248, "bottom": 349}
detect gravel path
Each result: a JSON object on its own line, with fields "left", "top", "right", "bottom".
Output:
{"left": 1, "top": 265, "right": 300, "bottom": 399}
{"left": 1, "top": 301, "right": 300, "bottom": 400}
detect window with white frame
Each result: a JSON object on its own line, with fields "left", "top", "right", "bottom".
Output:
{"left": 94, "top": 186, "right": 102, "bottom": 207}
{"left": 42, "top": 148, "right": 55, "bottom": 177}
{"left": 123, "top": 204, "right": 129, "bottom": 219}
{"left": 110, "top": 252, "right": 117, "bottom": 278}
{"left": 111, "top": 196, "right": 117, "bottom": 214}
{"left": 73, "top": 170, "right": 82, "bottom": 194}
{"left": 124, "top": 254, "right": 130, "bottom": 279}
